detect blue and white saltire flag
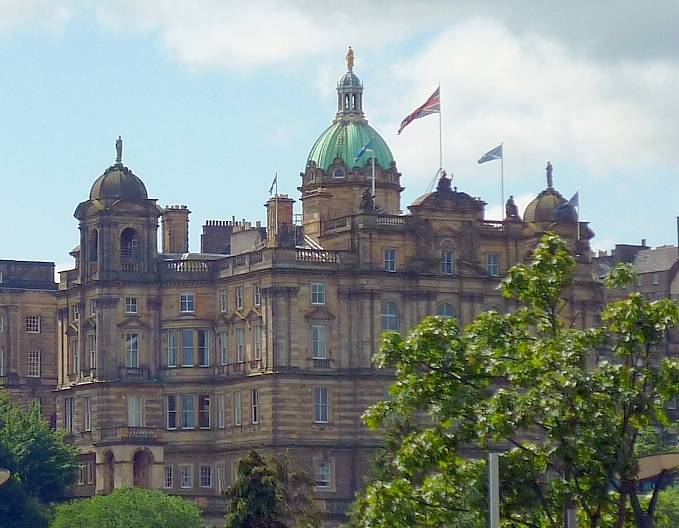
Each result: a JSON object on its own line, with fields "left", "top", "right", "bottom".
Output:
{"left": 567, "top": 190, "right": 579, "bottom": 210}
{"left": 478, "top": 144, "right": 503, "bottom": 164}
{"left": 268, "top": 173, "right": 277, "bottom": 194}
{"left": 354, "top": 138, "right": 374, "bottom": 163}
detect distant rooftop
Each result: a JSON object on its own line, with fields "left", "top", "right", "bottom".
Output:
{"left": 0, "top": 259, "right": 57, "bottom": 291}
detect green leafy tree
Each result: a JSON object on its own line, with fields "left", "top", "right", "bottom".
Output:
{"left": 349, "top": 233, "right": 679, "bottom": 528}
{"left": 224, "top": 450, "right": 324, "bottom": 528}
{"left": 50, "top": 487, "right": 205, "bottom": 528}
{"left": 0, "top": 389, "right": 79, "bottom": 528}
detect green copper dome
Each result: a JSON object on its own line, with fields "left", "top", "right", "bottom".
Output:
{"left": 307, "top": 120, "right": 394, "bottom": 170}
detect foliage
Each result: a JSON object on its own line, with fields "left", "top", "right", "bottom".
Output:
{"left": 349, "top": 233, "right": 679, "bottom": 528}
{"left": 224, "top": 450, "right": 325, "bottom": 528}
{"left": 654, "top": 485, "right": 679, "bottom": 528}
{"left": 0, "top": 390, "right": 79, "bottom": 528}
{"left": 50, "top": 487, "right": 205, "bottom": 528}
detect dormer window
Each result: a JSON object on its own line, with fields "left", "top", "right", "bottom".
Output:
{"left": 333, "top": 169, "right": 344, "bottom": 179}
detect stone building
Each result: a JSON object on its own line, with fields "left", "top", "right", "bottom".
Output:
{"left": 0, "top": 259, "right": 58, "bottom": 424}
{"left": 45, "top": 50, "right": 601, "bottom": 525}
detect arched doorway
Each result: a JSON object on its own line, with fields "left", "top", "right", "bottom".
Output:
{"left": 102, "top": 450, "right": 115, "bottom": 493}
{"left": 133, "top": 449, "right": 153, "bottom": 489}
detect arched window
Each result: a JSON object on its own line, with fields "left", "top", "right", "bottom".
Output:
{"left": 89, "top": 229, "right": 98, "bottom": 262}
{"left": 333, "top": 168, "right": 344, "bottom": 179}
{"left": 381, "top": 301, "right": 400, "bottom": 331}
{"left": 121, "top": 228, "right": 138, "bottom": 261}
{"left": 437, "top": 303, "right": 455, "bottom": 318}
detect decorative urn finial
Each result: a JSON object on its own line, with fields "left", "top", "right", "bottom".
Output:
{"left": 115, "top": 136, "right": 123, "bottom": 164}
{"left": 346, "top": 46, "right": 354, "bottom": 71}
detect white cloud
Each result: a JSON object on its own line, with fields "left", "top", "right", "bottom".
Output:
{"left": 0, "top": 0, "right": 75, "bottom": 34}
{"left": 369, "top": 19, "right": 679, "bottom": 186}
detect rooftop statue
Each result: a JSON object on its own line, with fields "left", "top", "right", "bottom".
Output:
{"left": 360, "top": 187, "right": 375, "bottom": 212}
{"left": 346, "top": 46, "right": 354, "bottom": 71}
{"left": 546, "top": 161, "right": 553, "bottom": 188}
{"left": 505, "top": 195, "right": 519, "bottom": 218}
{"left": 116, "top": 136, "right": 123, "bottom": 164}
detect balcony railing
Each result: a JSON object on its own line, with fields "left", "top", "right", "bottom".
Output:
{"left": 118, "top": 366, "right": 151, "bottom": 380}
{"left": 295, "top": 249, "right": 340, "bottom": 263}
{"left": 100, "top": 426, "right": 161, "bottom": 442}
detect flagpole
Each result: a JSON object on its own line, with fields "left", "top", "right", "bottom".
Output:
{"left": 274, "top": 172, "right": 278, "bottom": 242}
{"left": 576, "top": 189, "right": 580, "bottom": 241}
{"left": 371, "top": 155, "right": 376, "bottom": 198}
{"left": 438, "top": 83, "right": 443, "bottom": 171}
{"left": 500, "top": 141, "right": 504, "bottom": 212}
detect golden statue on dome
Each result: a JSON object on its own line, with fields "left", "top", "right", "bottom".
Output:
{"left": 346, "top": 46, "right": 354, "bottom": 71}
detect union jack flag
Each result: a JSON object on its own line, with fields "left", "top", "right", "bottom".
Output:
{"left": 397, "top": 87, "right": 440, "bottom": 135}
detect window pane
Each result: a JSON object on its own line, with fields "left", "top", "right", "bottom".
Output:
{"left": 182, "top": 329, "right": 195, "bottom": 366}
{"left": 181, "top": 395, "right": 195, "bottom": 429}
{"left": 199, "top": 395, "right": 210, "bottom": 429}
{"left": 198, "top": 330, "right": 209, "bottom": 366}
{"left": 219, "top": 331, "right": 228, "bottom": 365}
{"left": 167, "top": 395, "right": 177, "bottom": 429}
{"left": 168, "top": 330, "right": 177, "bottom": 367}
{"left": 312, "top": 325, "right": 327, "bottom": 359}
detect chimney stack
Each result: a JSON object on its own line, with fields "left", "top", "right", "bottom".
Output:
{"left": 162, "top": 205, "right": 191, "bottom": 253}
{"left": 265, "top": 194, "right": 295, "bottom": 247}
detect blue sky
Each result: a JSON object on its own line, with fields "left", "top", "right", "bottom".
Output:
{"left": 1, "top": 1, "right": 678, "bottom": 271}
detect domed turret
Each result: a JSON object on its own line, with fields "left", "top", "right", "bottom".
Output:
{"left": 306, "top": 47, "right": 395, "bottom": 171}
{"left": 300, "top": 48, "right": 402, "bottom": 241}
{"left": 523, "top": 162, "right": 577, "bottom": 224}
{"left": 89, "top": 137, "right": 148, "bottom": 201}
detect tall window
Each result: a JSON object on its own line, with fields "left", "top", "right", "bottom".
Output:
{"left": 125, "top": 297, "right": 138, "bottom": 314}
{"left": 253, "top": 324, "right": 262, "bottom": 360}
{"left": 125, "top": 333, "right": 139, "bottom": 368}
{"left": 65, "top": 397, "right": 74, "bottom": 433}
{"left": 251, "top": 389, "right": 259, "bottom": 424}
{"left": 198, "top": 330, "right": 209, "bottom": 367}
{"left": 487, "top": 254, "right": 500, "bottom": 277}
{"left": 181, "top": 395, "right": 196, "bottom": 429}
{"left": 86, "top": 460, "right": 95, "bottom": 484}
{"left": 381, "top": 302, "right": 400, "bottom": 331}
{"left": 127, "top": 395, "right": 143, "bottom": 427}
{"left": 0, "top": 346, "right": 4, "bottom": 377}
{"left": 179, "top": 464, "right": 193, "bottom": 489}
{"left": 218, "top": 394, "right": 225, "bottom": 429}
{"left": 167, "top": 330, "right": 178, "bottom": 367}
{"left": 234, "top": 391, "right": 242, "bottom": 426}
{"left": 253, "top": 284, "right": 261, "bottom": 307}
{"left": 200, "top": 465, "right": 213, "bottom": 488}
{"left": 437, "top": 303, "right": 455, "bottom": 318}
{"left": 219, "top": 331, "right": 228, "bottom": 365}
{"left": 314, "top": 387, "right": 329, "bottom": 423}
{"left": 311, "top": 282, "right": 326, "bottom": 305}
{"left": 90, "top": 300, "right": 96, "bottom": 316}
{"left": 315, "top": 461, "right": 331, "bottom": 488}
{"left": 236, "top": 328, "right": 245, "bottom": 363}
{"left": 83, "top": 397, "right": 91, "bottom": 432}
{"left": 87, "top": 333, "right": 97, "bottom": 370}
{"left": 236, "top": 287, "right": 244, "bottom": 311}
{"left": 167, "top": 395, "right": 177, "bottom": 430}
{"left": 0, "top": 314, "right": 4, "bottom": 332}
{"left": 440, "top": 249, "right": 454, "bottom": 274}
{"left": 182, "top": 329, "right": 195, "bottom": 366}
{"left": 219, "top": 289, "right": 227, "bottom": 313}
{"left": 72, "top": 303, "right": 79, "bottom": 322}
{"left": 217, "top": 465, "right": 226, "bottom": 494}
{"left": 164, "top": 466, "right": 173, "bottom": 489}
{"left": 120, "top": 228, "right": 138, "bottom": 260}
{"left": 26, "top": 315, "right": 41, "bottom": 333}
{"left": 180, "top": 292, "right": 195, "bottom": 313}
{"left": 312, "top": 325, "right": 327, "bottom": 359}
{"left": 384, "top": 248, "right": 396, "bottom": 272}
{"left": 199, "top": 395, "right": 211, "bottom": 429}
{"left": 27, "top": 346, "right": 41, "bottom": 377}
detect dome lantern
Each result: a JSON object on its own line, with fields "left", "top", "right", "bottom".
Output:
{"left": 336, "top": 46, "right": 364, "bottom": 120}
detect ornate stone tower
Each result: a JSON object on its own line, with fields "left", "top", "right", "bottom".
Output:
{"left": 74, "top": 138, "right": 162, "bottom": 282}
{"left": 300, "top": 48, "right": 402, "bottom": 241}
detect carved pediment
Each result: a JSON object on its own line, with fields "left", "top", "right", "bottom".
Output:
{"left": 117, "top": 317, "right": 148, "bottom": 329}
{"left": 304, "top": 307, "right": 336, "bottom": 321}
{"left": 244, "top": 309, "right": 262, "bottom": 322}
{"left": 457, "top": 259, "right": 485, "bottom": 276}
{"left": 65, "top": 323, "right": 79, "bottom": 337}
{"left": 225, "top": 312, "right": 246, "bottom": 324}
